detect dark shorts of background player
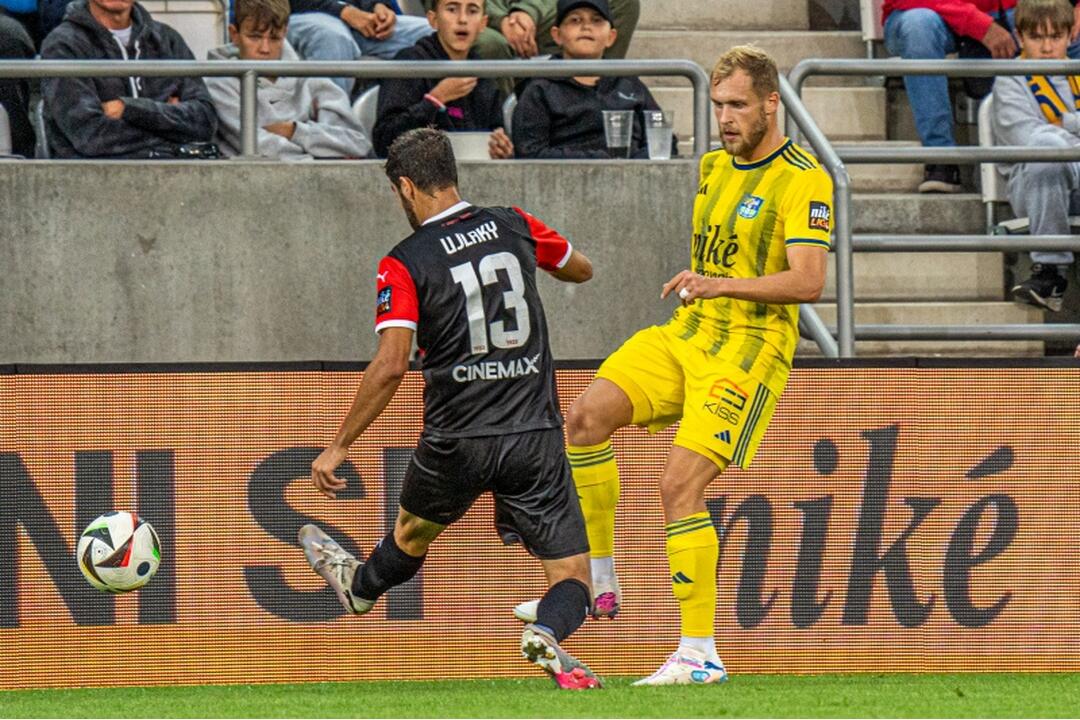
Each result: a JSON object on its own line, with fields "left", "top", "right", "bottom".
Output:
{"left": 398, "top": 427, "right": 589, "bottom": 560}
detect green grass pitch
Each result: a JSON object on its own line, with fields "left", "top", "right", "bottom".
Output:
{"left": 3, "top": 674, "right": 1079, "bottom": 718}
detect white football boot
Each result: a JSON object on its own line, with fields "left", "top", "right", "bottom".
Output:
{"left": 298, "top": 524, "right": 375, "bottom": 615}
{"left": 631, "top": 647, "right": 728, "bottom": 686}
{"left": 513, "top": 574, "right": 622, "bottom": 623}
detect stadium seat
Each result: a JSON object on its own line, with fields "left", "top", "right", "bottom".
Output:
{"left": 0, "top": 105, "right": 12, "bottom": 156}
{"left": 353, "top": 85, "right": 379, "bottom": 142}
{"left": 396, "top": 0, "right": 426, "bottom": 15}
{"left": 859, "top": 0, "right": 884, "bottom": 57}
{"left": 502, "top": 93, "right": 516, "bottom": 137}
{"left": 32, "top": 98, "right": 49, "bottom": 159}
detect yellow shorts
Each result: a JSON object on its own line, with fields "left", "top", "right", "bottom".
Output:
{"left": 596, "top": 325, "right": 780, "bottom": 470}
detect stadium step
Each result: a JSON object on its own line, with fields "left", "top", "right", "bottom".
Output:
{"left": 652, "top": 86, "right": 886, "bottom": 144}
{"left": 822, "top": 252, "right": 1004, "bottom": 302}
{"left": 802, "top": 301, "right": 1046, "bottom": 356}
{"left": 852, "top": 192, "right": 985, "bottom": 234}
{"left": 838, "top": 141, "right": 925, "bottom": 192}
{"left": 638, "top": 0, "right": 809, "bottom": 31}
{"left": 627, "top": 30, "right": 865, "bottom": 80}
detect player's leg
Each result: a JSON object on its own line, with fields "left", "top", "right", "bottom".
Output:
{"left": 521, "top": 552, "right": 601, "bottom": 689}
{"left": 494, "top": 428, "right": 601, "bottom": 689}
{"left": 298, "top": 509, "right": 444, "bottom": 615}
{"left": 301, "top": 434, "right": 477, "bottom": 615}
{"left": 566, "top": 326, "right": 685, "bottom": 618}
{"left": 635, "top": 354, "right": 780, "bottom": 686}
{"left": 564, "top": 378, "right": 633, "bottom": 617}
{"left": 633, "top": 446, "right": 727, "bottom": 686}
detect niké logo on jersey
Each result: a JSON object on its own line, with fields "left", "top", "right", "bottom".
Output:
{"left": 377, "top": 287, "right": 392, "bottom": 315}
{"left": 809, "top": 201, "right": 831, "bottom": 232}
{"left": 737, "top": 194, "right": 764, "bottom": 219}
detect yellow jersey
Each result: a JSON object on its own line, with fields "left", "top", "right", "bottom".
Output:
{"left": 666, "top": 138, "right": 834, "bottom": 394}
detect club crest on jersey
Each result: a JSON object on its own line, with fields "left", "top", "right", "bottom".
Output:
{"left": 809, "top": 201, "right": 831, "bottom": 232}
{"left": 737, "top": 194, "right": 764, "bottom": 219}
{"left": 377, "top": 287, "right": 392, "bottom": 315}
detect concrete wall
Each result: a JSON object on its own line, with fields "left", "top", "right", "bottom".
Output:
{"left": 0, "top": 160, "right": 697, "bottom": 363}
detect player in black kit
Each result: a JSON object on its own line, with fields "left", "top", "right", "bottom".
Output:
{"left": 299, "top": 128, "right": 600, "bottom": 690}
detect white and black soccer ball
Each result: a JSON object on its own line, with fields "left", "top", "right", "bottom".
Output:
{"left": 76, "top": 511, "right": 161, "bottom": 593}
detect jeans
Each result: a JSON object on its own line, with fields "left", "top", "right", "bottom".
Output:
{"left": 884, "top": 8, "right": 961, "bottom": 148}
{"left": 886, "top": 7, "right": 1080, "bottom": 149}
{"left": 287, "top": 12, "right": 434, "bottom": 94}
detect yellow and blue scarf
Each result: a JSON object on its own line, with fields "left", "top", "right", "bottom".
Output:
{"left": 1026, "top": 72, "right": 1080, "bottom": 124}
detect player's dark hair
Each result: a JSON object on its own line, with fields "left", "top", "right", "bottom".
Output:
{"left": 384, "top": 128, "right": 459, "bottom": 194}
{"left": 711, "top": 45, "right": 780, "bottom": 98}
{"left": 1015, "top": 0, "right": 1073, "bottom": 37}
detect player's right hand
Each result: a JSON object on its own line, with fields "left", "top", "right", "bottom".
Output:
{"left": 311, "top": 445, "right": 349, "bottom": 499}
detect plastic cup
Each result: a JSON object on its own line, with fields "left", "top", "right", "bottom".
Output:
{"left": 644, "top": 109, "right": 674, "bottom": 160}
{"left": 602, "top": 109, "right": 633, "bottom": 158}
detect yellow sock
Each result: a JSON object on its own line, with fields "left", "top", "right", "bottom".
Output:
{"left": 567, "top": 441, "right": 619, "bottom": 558}
{"left": 666, "top": 512, "right": 719, "bottom": 638}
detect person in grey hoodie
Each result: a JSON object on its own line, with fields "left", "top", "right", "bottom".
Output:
{"left": 992, "top": 0, "right": 1080, "bottom": 311}
{"left": 40, "top": 0, "right": 217, "bottom": 158}
{"left": 206, "top": 0, "right": 372, "bottom": 159}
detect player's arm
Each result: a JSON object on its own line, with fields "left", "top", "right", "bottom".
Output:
{"left": 512, "top": 206, "right": 593, "bottom": 284}
{"left": 311, "top": 326, "right": 413, "bottom": 499}
{"left": 549, "top": 248, "right": 593, "bottom": 283}
{"left": 662, "top": 245, "right": 827, "bottom": 304}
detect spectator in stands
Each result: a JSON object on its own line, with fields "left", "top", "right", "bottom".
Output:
{"left": 286, "top": 0, "right": 433, "bottom": 96}
{"left": 40, "top": 0, "right": 217, "bottom": 158}
{"left": 884, "top": 0, "right": 1023, "bottom": 193}
{"left": 207, "top": 0, "right": 372, "bottom": 158}
{"left": 2, "top": 0, "right": 71, "bottom": 46}
{"left": 373, "top": 0, "right": 510, "bottom": 158}
{"left": 511, "top": 0, "right": 665, "bottom": 159}
{"left": 993, "top": 0, "right": 1079, "bottom": 311}
{"left": 476, "top": 0, "right": 638, "bottom": 62}
{"left": 0, "top": 13, "right": 35, "bottom": 156}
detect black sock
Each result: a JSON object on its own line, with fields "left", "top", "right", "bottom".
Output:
{"left": 351, "top": 532, "right": 425, "bottom": 602}
{"left": 535, "top": 578, "right": 590, "bottom": 642}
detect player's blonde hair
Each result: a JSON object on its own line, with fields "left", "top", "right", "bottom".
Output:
{"left": 711, "top": 45, "right": 780, "bottom": 98}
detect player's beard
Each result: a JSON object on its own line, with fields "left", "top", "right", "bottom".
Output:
{"left": 399, "top": 194, "right": 422, "bottom": 230}
{"left": 723, "top": 106, "right": 768, "bottom": 159}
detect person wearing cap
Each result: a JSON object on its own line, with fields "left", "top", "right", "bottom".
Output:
{"left": 510, "top": 0, "right": 668, "bottom": 159}
{"left": 473, "top": 0, "right": 639, "bottom": 65}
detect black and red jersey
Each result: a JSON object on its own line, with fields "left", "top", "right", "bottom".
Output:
{"left": 375, "top": 202, "right": 573, "bottom": 438}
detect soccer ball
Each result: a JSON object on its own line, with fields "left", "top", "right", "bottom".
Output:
{"left": 76, "top": 511, "right": 161, "bottom": 593}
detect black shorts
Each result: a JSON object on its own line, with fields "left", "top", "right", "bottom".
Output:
{"left": 398, "top": 427, "right": 589, "bottom": 560}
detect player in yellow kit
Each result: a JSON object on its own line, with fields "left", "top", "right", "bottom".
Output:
{"left": 564, "top": 45, "right": 833, "bottom": 685}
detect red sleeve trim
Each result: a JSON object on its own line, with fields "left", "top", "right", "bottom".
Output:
{"left": 374, "top": 256, "right": 419, "bottom": 334}
{"left": 513, "top": 206, "right": 572, "bottom": 271}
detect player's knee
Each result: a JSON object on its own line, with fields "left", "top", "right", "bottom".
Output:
{"left": 565, "top": 400, "right": 611, "bottom": 446}
{"left": 658, "top": 476, "right": 698, "bottom": 521}
{"left": 393, "top": 512, "right": 442, "bottom": 555}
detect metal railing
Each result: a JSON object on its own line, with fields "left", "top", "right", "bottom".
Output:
{"left": 0, "top": 58, "right": 712, "bottom": 157}
{"left": 786, "top": 58, "right": 1080, "bottom": 350}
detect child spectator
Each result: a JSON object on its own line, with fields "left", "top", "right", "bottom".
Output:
{"left": 992, "top": 0, "right": 1080, "bottom": 310}
{"left": 206, "top": 0, "right": 372, "bottom": 158}
{"left": 510, "top": 0, "right": 665, "bottom": 159}
{"left": 373, "top": 0, "right": 510, "bottom": 159}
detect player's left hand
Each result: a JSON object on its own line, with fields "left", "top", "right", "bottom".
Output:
{"left": 311, "top": 445, "right": 349, "bottom": 499}
{"left": 661, "top": 270, "right": 723, "bottom": 304}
